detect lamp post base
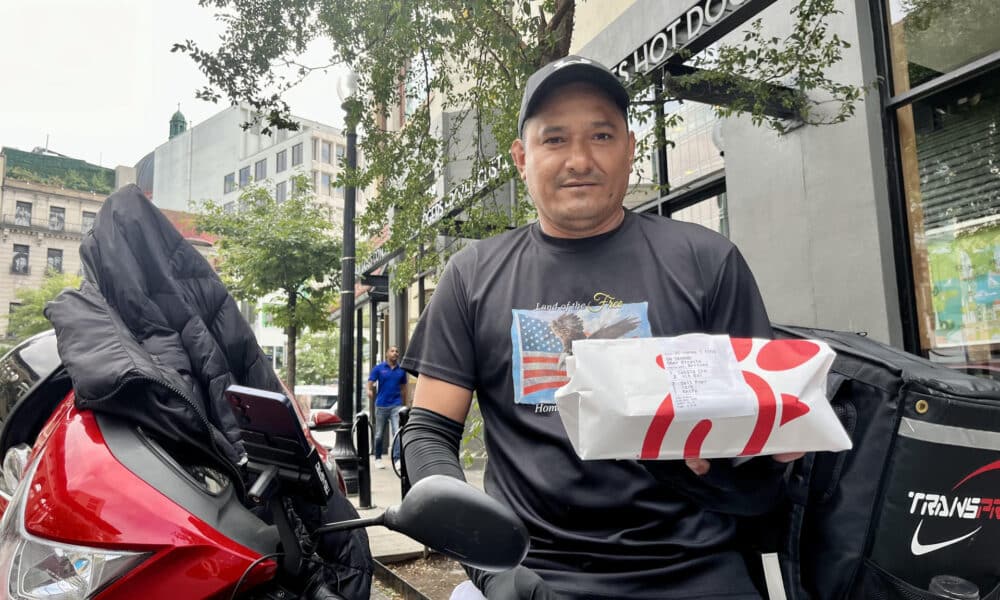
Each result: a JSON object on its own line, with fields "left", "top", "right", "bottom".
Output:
{"left": 331, "top": 423, "right": 360, "bottom": 496}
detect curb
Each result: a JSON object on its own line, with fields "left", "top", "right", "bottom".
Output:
{"left": 373, "top": 556, "right": 433, "bottom": 600}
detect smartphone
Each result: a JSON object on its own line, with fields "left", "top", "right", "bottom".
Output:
{"left": 225, "top": 384, "right": 332, "bottom": 502}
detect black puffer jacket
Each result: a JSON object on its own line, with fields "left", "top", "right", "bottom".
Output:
{"left": 44, "top": 184, "right": 372, "bottom": 598}
{"left": 45, "top": 184, "right": 275, "bottom": 474}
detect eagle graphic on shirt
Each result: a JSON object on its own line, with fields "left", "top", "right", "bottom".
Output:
{"left": 511, "top": 301, "right": 651, "bottom": 405}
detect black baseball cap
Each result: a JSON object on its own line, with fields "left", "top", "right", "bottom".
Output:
{"left": 517, "top": 55, "right": 630, "bottom": 136}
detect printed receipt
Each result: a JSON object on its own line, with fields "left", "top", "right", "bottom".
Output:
{"left": 660, "top": 334, "right": 756, "bottom": 420}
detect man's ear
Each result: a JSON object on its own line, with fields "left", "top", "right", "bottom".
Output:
{"left": 627, "top": 130, "right": 637, "bottom": 174}
{"left": 510, "top": 139, "right": 527, "bottom": 180}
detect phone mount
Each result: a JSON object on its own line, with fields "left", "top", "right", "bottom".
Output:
{"left": 225, "top": 384, "right": 333, "bottom": 505}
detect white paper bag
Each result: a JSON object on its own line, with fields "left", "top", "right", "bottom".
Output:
{"left": 555, "top": 334, "right": 852, "bottom": 460}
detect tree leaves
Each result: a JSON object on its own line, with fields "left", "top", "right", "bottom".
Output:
{"left": 9, "top": 271, "right": 82, "bottom": 341}
{"left": 194, "top": 174, "right": 341, "bottom": 388}
{"left": 180, "top": 0, "right": 865, "bottom": 287}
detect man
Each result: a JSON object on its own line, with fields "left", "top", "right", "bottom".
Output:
{"left": 367, "top": 345, "right": 407, "bottom": 469}
{"left": 401, "top": 56, "right": 799, "bottom": 599}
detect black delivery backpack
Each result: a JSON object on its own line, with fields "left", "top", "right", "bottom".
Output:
{"left": 772, "top": 324, "right": 1000, "bottom": 600}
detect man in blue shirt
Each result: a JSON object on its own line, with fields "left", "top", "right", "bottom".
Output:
{"left": 367, "top": 345, "right": 407, "bottom": 469}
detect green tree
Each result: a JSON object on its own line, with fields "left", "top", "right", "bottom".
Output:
{"left": 177, "top": 0, "right": 862, "bottom": 287}
{"left": 9, "top": 271, "right": 82, "bottom": 340}
{"left": 195, "top": 175, "right": 342, "bottom": 391}
{"left": 295, "top": 328, "right": 340, "bottom": 385}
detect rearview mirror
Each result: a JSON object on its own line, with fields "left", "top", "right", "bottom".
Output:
{"left": 383, "top": 475, "right": 528, "bottom": 572}
{"left": 309, "top": 411, "right": 342, "bottom": 430}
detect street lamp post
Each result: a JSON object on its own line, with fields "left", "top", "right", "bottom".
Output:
{"left": 334, "top": 70, "right": 361, "bottom": 495}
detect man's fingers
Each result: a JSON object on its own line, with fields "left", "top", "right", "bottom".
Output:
{"left": 685, "top": 458, "right": 710, "bottom": 476}
{"left": 772, "top": 451, "right": 805, "bottom": 463}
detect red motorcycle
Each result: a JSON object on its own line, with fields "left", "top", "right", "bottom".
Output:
{"left": 0, "top": 330, "right": 527, "bottom": 599}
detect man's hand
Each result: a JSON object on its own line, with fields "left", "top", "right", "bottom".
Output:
{"left": 481, "top": 566, "right": 556, "bottom": 600}
{"left": 685, "top": 452, "right": 805, "bottom": 476}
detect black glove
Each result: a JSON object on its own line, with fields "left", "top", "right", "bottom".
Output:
{"left": 480, "top": 566, "right": 555, "bottom": 600}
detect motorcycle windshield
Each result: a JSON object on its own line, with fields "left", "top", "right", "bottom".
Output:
{"left": 0, "top": 330, "right": 60, "bottom": 418}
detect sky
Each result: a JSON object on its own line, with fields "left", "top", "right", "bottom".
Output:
{"left": 0, "top": 0, "right": 349, "bottom": 169}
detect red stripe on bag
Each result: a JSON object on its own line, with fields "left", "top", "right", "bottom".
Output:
{"left": 641, "top": 393, "right": 675, "bottom": 459}
{"left": 740, "top": 371, "right": 777, "bottom": 456}
{"left": 684, "top": 419, "right": 713, "bottom": 459}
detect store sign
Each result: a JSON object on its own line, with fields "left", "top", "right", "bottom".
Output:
{"left": 422, "top": 154, "right": 511, "bottom": 228}
{"left": 358, "top": 243, "right": 399, "bottom": 275}
{"left": 359, "top": 154, "right": 512, "bottom": 275}
{"left": 612, "top": 0, "right": 756, "bottom": 82}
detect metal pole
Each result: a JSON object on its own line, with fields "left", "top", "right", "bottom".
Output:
{"left": 333, "top": 98, "right": 359, "bottom": 495}
{"left": 654, "top": 70, "right": 670, "bottom": 200}
{"left": 356, "top": 412, "right": 372, "bottom": 509}
{"left": 369, "top": 301, "right": 378, "bottom": 371}
{"left": 356, "top": 305, "right": 364, "bottom": 415}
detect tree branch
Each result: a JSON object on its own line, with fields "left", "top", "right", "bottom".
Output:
{"left": 545, "top": 0, "right": 573, "bottom": 34}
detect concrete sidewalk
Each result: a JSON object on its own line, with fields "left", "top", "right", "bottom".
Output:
{"left": 348, "top": 459, "right": 486, "bottom": 562}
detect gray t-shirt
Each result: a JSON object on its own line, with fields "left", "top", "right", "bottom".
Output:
{"left": 402, "top": 211, "right": 775, "bottom": 599}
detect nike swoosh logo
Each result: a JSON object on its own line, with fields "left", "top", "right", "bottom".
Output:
{"left": 910, "top": 519, "right": 981, "bottom": 556}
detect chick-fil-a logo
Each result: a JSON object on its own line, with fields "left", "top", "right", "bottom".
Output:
{"left": 640, "top": 339, "right": 821, "bottom": 459}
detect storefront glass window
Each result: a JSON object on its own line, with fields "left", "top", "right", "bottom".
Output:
{"left": 899, "top": 73, "right": 1000, "bottom": 370}
{"left": 665, "top": 100, "right": 725, "bottom": 190}
{"left": 626, "top": 94, "right": 726, "bottom": 209}
{"left": 886, "top": 0, "right": 1000, "bottom": 94}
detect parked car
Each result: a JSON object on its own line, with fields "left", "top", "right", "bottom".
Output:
{"left": 294, "top": 383, "right": 338, "bottom": 419}
{"left": 294, "top": 384, "right": 340, "bottom": 448}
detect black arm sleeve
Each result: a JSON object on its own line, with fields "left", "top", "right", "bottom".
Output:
{"left": 400, "top": 407, "right": 466, "bottom": 483}
{"left": 402, "top": 407, "right": 510, "bottom": 593}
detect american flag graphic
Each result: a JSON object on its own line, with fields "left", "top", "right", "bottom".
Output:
{"left": 514, "top": 314, "right": 568, "bottom": 404}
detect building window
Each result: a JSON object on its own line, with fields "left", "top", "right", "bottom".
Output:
{"left": 897, "top": 75, "right": 1000, "bottom": 360}
{"left": 881, "top": 1, "right": 1000, "bottom": 371}
{"left": 276, "top": 181, "right": 287, "bottom": 203}
{"left": 321, "top": 173, "right": 332, "bottom": 195}
{"left": 239, "top": 166, "right": 251, "bottom": 188}
{"left": 81, "top": 211, "right": 96, "bottom": 234}
{"left": 224, "top": 173, "right": 236, "bottom": 194}
{"left": 335, "top": 144, "right": 345, "bottom": 164}
{"left": 262, "top": 344, "right": 285, "bottom": 369}
{"left": 886, "top": 2, "right": 1000, "bottom": 97}
{"left": 48, "top": 207, "right": 65, "bottom": 232}
{"left": 14, "top": 202, "right": 31, "bottom": 227}
{"left": 46, "top": 248, "right": 63, "bottom": 274}
{"left": 322, "top": 141, "right": 332, "bottom": 164}
{"left": 291, "top": 143, "right": 303, "bottom": 167}
{"left": 276, "top": 149, "right": 287, "bottom": 173}
{"left": 255, "top": 159, "right": 267, "bottom": 181}
{"left": 333, "top": 186, "right": 344, "bottom": 198}
{"left": 11, "top": 245, "right": 29, "bottom": 275}
{"left": 664, "top": 101, "right": 725, "bottom": 190}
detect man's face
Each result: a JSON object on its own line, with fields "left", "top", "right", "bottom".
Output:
{"left": 387, "top": 346, "right": 400, "bottom": 362}
{"left": 511, "top": 82, "right": 635, "bottom": 238}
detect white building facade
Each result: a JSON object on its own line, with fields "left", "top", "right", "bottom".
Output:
{"left": 137, "top": 105, "right": 358, "bottom": 373}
